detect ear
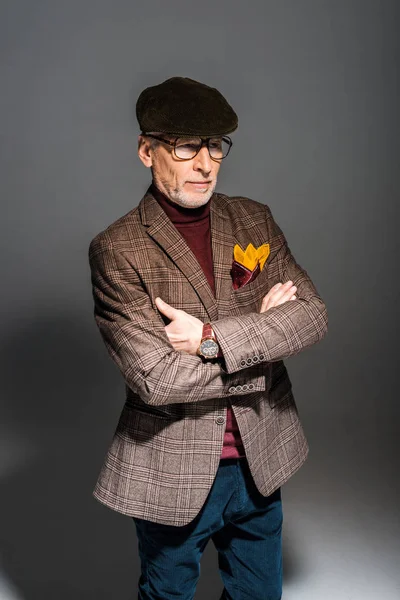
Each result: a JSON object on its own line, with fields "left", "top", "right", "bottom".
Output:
{"left": 138, "top": 135, "right": 153, "bottom": 168}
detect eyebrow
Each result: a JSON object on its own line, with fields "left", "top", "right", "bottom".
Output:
{"left": 177, "top": 136, "right": 223, "bottom": 142}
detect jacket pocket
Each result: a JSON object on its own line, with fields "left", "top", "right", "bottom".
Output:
{"left": 127, "top": 400, "right": 173, "bottom": 420}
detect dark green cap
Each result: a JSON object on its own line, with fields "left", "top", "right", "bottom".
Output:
{"left": 136, "top": 76, "right": 238, "bottom": 137}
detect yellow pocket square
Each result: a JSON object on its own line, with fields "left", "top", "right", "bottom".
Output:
{"left": 233, "top": 243, "right": 270, "bottom": 272}
{"left": 231, "top": 243, "right": 270, "bottom": 289}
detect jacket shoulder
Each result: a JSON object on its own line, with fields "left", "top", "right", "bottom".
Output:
{"left": 88, "top": 205, "right": 142, "bottom": 258}
{"left": 213, "top": 193, "right": 272, "bottom": 220}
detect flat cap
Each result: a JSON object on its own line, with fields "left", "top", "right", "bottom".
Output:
{"left": 136, "top": 76, "right": 238, "bottom": 137}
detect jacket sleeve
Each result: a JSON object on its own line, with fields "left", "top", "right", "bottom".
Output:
{"left": 89, "top": 235, "right": 266, "bottom": 406}
{"left": 211, "top": 204, "right": 328, "bottom": 374}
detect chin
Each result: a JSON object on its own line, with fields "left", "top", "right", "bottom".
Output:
{"left": 173, "top": 186, "right": 215, "bottom": 208}
{"left": 176, "top": 195, "right": 211, "bottom": 208}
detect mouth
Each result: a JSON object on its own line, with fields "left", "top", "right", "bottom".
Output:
{"left": 186, "top": 181, "right": 211, "bottom": 189}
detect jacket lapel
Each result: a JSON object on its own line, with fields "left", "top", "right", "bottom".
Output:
{"left": 210, "top": 197, "right": 235, "bottom": 317}
{"left": 140, "top": 191, "right": 219, "bottom": 321}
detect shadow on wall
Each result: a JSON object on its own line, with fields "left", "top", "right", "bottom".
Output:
{"left": 0, "top": 314, "right": 138, "bottom": 600}
{"left": 0, "top": 313, "right": 302, "bottom": 600}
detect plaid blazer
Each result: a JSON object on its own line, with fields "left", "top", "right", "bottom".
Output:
{"left": 89, "top": 188, "right": 328, "bottom": 526}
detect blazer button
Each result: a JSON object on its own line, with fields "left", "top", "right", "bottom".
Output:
{"left": 236, "top": 385, "right": 243, "bottom": 392}
{"left": 242, "top": 384, "right": 249, "bottom": 391}
{"left": 252, "top": 356, "right": 259, "bottom": 363}
{"left": 228, "top": 386, "right": 236, "bottom": 394}
{"left": 248, "top": 383, "right": 255, "bottom": 390}
{"left": 259, "top": 354, "right": 265, "bottom": 361}
{"left": 216, "top": 416, "right": 225, "bottom": 425}
{"left": 240, "top": 359, "right": 247, "bottom": 367}
{"left": 246, "top": 358, "right": 253, "bottom": 366}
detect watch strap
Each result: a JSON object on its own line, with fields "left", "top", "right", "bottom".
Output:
{"left": 202, "top": 322, "right": 216, "bottom": 340}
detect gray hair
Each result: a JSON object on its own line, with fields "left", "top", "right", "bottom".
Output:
{"left": 142, "top": 131, "right": 164, "bottom": 151}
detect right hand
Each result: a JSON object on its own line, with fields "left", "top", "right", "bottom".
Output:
{"left": 260, "top": 281, "right": 297, "bottom": 313}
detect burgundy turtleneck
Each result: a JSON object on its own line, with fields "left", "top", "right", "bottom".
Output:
{"left": 150, "top": 182, "right": 245, "bottom": 460}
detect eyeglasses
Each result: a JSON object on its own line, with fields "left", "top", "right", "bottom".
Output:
{"left": 142, "top": 133, "right": 233, "bottom": 161}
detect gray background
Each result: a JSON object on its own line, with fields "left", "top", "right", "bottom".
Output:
{"left": 0, "top": 1, "right": 399, "bottom": 599}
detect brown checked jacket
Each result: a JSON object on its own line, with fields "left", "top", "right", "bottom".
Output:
{"left": 89, "top": 188, "right": 328, "bottom": 526}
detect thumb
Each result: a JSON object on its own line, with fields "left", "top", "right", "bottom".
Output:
{"left": 155, "top": 297, "right": 179, "bottom": 320}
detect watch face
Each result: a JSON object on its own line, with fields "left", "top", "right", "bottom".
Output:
{"left": 200, "top": 339, "right": 219, "bottom": 358}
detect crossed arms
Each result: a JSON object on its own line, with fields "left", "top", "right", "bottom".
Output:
{"left": 153, "top": 279, "right": 298, "bottom": 356}
{"left": 89, "top": 206, "right": 328, "bottom": 406}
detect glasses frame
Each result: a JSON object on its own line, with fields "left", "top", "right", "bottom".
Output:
{"left": 141, "top": 132, "right": 233, "bottom": 161}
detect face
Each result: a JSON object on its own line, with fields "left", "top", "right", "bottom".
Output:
{"left": 138, "top": 134, "right": 222, "bottom": 208}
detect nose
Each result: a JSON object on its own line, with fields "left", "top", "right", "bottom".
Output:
{"left": 193, "top": 145, "right": 212, "bottom": 174}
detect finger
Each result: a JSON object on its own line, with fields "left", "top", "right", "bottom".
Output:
{"left": 262, "top": 282, "right": 282, "bottom": 303}
{"left": 279, "top": 288, "right": 297, "bottom": 303}
{"left": 261, "top": 293, "right": 271, "bottom": 308}
{"left": 261, "top": 283, "right": 284, "bottom": 311}
{"left": 262, "top": 286, "right": 296, "bottom": 310}
{"left": 276, "top": 281, "right": 294, "bottom": 295}
{"left": 270, "top": 282, "right": 290, "bottom": 298}
{"left": 155, "top": 297, "right": 180, "bottom": 320}
{"left": 277, "top": 284, "right": 296, "bottom": 299}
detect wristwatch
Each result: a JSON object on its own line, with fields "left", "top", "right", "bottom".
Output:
{"left": 197, "top": 323, "right": 220, "bottom": 360}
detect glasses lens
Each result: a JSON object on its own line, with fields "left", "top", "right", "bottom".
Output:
{"left": 175, "top": 138, "right": 202, "bottom": 159}
{"left": 174, "top": 137, "right": 232, "bottom": 159}
{"left": 209, "top": 137, "right": 231, "bottom": 159}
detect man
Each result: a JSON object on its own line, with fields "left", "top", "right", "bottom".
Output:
{"left": 89, "top": 76, "right": 328, "bottom": 600}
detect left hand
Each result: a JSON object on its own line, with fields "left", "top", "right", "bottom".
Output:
{"left": 260, "top": 281, "right": 297, "bottom": 313}
{"left": 155, "top": 297, "right": 203, "bottom": 355}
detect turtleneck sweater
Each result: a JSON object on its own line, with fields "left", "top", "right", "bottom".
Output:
{"left": 150, "top": 182, "right": 245, "bottom": 460}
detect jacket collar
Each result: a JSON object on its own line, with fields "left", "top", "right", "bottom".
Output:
{"left": 139, "top": 188, "right": 234, "bottom": 321}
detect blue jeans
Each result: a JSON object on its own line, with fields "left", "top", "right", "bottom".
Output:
{"left": 133, "top": 457, "right": 283, "bottom": 600}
